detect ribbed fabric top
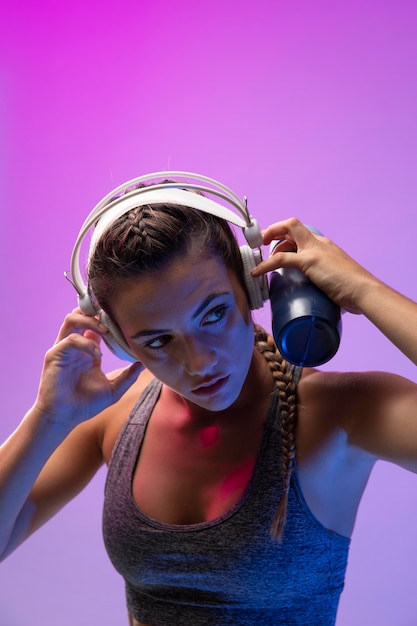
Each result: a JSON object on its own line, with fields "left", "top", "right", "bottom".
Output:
{"left": 103, "top": 377, "right": 350, "bottom": 626}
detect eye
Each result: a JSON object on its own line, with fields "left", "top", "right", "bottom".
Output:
{"left": 144, "top": 334, "right": 172, "bottom": 350}
{"left": 202, "top": 305, "right": 228, "bottom": 326}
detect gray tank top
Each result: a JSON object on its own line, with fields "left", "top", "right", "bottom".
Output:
{"left": 103, "top": 377, "right": 350, "bottom": 625}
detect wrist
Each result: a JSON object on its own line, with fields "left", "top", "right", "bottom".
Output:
{"left": 25, "top": 403, "right": 75, "bottom": 440}
{"left": 351, "top": 273, "right": 388, "bottom": 316}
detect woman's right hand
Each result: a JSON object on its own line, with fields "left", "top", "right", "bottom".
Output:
{"left": 33, "top": 309, "right": 143, "bottom": 430}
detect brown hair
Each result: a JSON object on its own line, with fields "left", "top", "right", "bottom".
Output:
{"left": 254, "top": 324, "right": 297, "bottom": 541}
{"left": 88, "top": 194, "right": 298, "bottom": 542}
{"left": 89, "top": 201, "right": 248, "bottom": 314}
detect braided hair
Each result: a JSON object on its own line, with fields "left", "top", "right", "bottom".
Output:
{"left": 254, "top": 324, "right": 298, "bottom": 542}
{"left": 89, "top": 194, "right": 298, "bottom": 542}
{"left": 89, "top": 202, "right": 248, "bottom": 313}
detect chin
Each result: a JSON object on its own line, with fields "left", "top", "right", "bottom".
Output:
{"left": 192, "top": 379, "right": 244, "bottom": 413}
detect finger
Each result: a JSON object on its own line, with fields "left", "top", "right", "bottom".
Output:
{"left": 252, "top": 250, "right": 301, "bottom": 277}
{"left": 109, "top": 362, "right": 144, "bottom": 403}
{"left": 84, "top": 328, "right": 104, "bottom": 346}
{"left": 261, "top": 218, "right": 313, "bottom": 247}
{"left": 84, "top": 330, "right": 105, "bottom": 366}
{"left": 47, "top": 333, "right": 103, "bottom": 363}
{"left": 270, "top": 239, "right": 297, "bottom": 254}
{"left": 55, "top": 312, "right": 108, "bottom": 343}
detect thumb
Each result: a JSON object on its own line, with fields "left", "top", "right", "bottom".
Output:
{"left": 109, "top": 361, "right": 144, "bottom": 403}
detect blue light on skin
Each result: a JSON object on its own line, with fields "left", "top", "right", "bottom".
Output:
{"left": 109, "top": 251, "right": 258, "bottom": 419}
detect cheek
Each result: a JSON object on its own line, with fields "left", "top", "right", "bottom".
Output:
{"left": 228, "top": 305, "right": 254, "bottom": 346}
{"left": 222, "top": 314, "right": 254, "bottom": 377}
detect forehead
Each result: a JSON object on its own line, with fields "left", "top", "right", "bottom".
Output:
{"left": 110, "top": 251, "right": 240, "bottom": 327}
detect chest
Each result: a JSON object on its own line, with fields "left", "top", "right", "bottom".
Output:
{"left": 131, "top": 410, "right": 266, "bottom": 525}
{"left": 103, "top": 417, "right": 349, "bottom": 625}
{"left": 106, "top": 379, "right": 374, "bottom": 536}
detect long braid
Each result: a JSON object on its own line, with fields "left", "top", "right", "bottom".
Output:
{"left": 254, "top": 324, "right": 298, "bottom": 542}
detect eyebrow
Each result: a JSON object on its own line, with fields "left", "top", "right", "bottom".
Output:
{"left": 130, "top": 292, "right": 230, "bottom": 340}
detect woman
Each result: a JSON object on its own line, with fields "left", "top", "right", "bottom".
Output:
{"left": 1, "top": 173, "right": 417, "bottom": 625}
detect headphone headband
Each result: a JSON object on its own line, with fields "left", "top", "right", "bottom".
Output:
{"left": 85, "top": 171, "right": 251, "bottom": 222}
{"left": 66, "top": 171, "right": 269, "bottom": 360}
{"left": 89, "top": 187, "right": 255, "bottom": 255}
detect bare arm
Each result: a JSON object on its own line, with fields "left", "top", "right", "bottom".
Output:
{"left": 353, "top": 279, "right": 417, "bottom": 366}
{"left": 0, "top": 310, "right": 142, "bottom": 560}
{"left": 253, "top": 219, "right": 417, "bottom": 472}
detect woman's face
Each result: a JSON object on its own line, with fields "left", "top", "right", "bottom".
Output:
{"left": 110, "top": 251, "right": 255, "bottom": 412}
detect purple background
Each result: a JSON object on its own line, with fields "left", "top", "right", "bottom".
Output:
{"left": 1, "top": 1, "right": 417, "bottom": 624}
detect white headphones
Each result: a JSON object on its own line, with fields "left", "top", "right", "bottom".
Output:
{"left": 66, "top": 171, "right": 269, "bottom": 361}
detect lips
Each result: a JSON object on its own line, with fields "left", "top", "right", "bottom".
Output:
{"left": 192, "top": 376, "right": 230, "bottom": 396}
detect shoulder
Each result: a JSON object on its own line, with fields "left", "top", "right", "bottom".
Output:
{"left": 297, "top": 368, "right": 417, "bottom": 468}
{"left": 298, "top": 367, "right": 416, "bottom": 412}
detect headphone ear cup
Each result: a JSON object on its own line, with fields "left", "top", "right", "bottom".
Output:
{"left": 98, "top": 311, "right": 138, "bottom": 362}
{"left": 239, "top": 245, "right": 269, "bottom": 310}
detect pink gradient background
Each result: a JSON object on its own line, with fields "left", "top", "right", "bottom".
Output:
{"left": 1, "top": 1, "right": 417, "bottom": 623}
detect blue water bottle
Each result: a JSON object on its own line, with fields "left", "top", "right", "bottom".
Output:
{"left": 269, "top": 228, "right": 342, "bottom": 367}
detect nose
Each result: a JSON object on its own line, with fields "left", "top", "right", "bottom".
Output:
{"left": 182, "top": 335, "right": 218, "bottom": 376}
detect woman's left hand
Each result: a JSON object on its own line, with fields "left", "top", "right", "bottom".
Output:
{"left": 252, "top": 218, "right": 417, "bottom": 366}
